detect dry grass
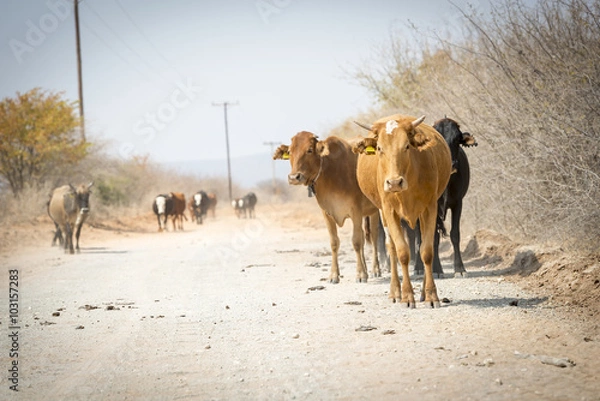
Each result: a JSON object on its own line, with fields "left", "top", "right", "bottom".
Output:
{"left": 351, "top": 0, "right": 600, "bottom": 253}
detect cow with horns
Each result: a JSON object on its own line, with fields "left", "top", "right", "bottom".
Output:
{"left": 353, "top": 115, "right": 452, "bottom": 307}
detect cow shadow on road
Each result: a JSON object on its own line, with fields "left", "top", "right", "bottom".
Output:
{"left": 445, "top": 296, "right": 548, "bottom": 309}
{"left": 79, "top": 247, "right": 128, "bottom": 255}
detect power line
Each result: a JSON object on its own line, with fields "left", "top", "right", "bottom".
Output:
{"left": 83, "top": 1, "right": 172, "bottom": 84}
{"left": 78, "top": 6, "right": 154, "bottom": 81}
{"left": 212, "top": 101, "right": 239, "bottom": 202}
{"left": 114, "top": 0, "right": 186, "bottom": 82}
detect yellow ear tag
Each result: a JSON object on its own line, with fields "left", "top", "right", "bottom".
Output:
{"left": 282, "top": 152, "right": 290, "bottom": 160}
{"left": 365, "top": 146, "right": 376, "bottom": 155}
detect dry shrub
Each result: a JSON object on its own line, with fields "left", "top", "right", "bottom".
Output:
{"left": 352, "top": 0, "right": 600, "bottom": 252}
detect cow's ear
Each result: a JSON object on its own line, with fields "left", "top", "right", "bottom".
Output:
{"left": 461, "top": 132, "right": 478, "bottom": 147}
{"left": 273, "top": 144, "right": 290, "bottom": 160}
{"left": 316, "top": 141, "right": 329, "bottom": 157}
{"left": 352, "top": 137, "right": 378, "bottom": 155}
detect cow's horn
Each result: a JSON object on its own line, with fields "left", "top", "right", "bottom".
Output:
{"left": 412, "top": 115, "right": 426, "bottom": 128}
{"left": 353, "top": 121, "right": 372, "bottom": 131}
{"left": 88, "top": 181, "right": 94, "bottom": 188}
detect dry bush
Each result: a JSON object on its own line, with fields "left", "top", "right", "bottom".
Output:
{"left": 351, "top": 0, "right": 600, "bottom": 252}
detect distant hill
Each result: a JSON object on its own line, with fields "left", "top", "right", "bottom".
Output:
{"left": 161, "top": 152, "right": 289, "bottom": 188}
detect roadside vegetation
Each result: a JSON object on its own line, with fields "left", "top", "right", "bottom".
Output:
{"left": 0, "top": 89, "right": 293, "bottom": 228}
{"left": 347, "top": 0, "right": 600, "bottom": 253}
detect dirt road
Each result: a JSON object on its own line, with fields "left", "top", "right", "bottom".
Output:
{"left": 1, "top": 202, "right": 599, "bottom": 400}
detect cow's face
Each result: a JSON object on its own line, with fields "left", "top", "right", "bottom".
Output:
{"left": 155, "top": 195, "right": 167, "bottom": 214}
{"left": 354, "top": 116, "right": 430, "bottom": 193}
{"left": 74, "top": 182, "right": 93, "bottom": 214}
{"left": 276, "top": 131, "right": 328, "bottom": 186}
{"left": 194, "top": 193, "right": 203, "bottom": 207}
{"left": 433, "top": 118, "right": 477, "bottom": 171}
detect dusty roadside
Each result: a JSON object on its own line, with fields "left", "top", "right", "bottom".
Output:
{"left": 1, "top": 201, "right": 599, "bottom": 400}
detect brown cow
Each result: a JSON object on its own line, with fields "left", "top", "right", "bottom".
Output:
{"left": 353, "top": 115, "right": 452, "bottom": 307}
{"left": 169, "top": 192, "right": 187, "bottom": 231}
{"left": 206, "top": 193, "right": 217, "bottom": 218}
{"left": 274, "top": 131, "right": 383, "bottom": 283}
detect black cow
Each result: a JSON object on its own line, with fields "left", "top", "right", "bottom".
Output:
{"left": 411, "top": 117, "right": 477, "bottom": 277}
{"left": 243, "top": 192, "right": 257, "bottom": 219}
{"left": 152, "top": 194, "right": 174, "bottom": 232}
{"left": 190, "top": 190, "right": 210, "bottom": 224}
{"left": 233, "top": 192, "right": 257, "bottom": 219}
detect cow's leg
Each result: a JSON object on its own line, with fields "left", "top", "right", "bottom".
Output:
{"left": 451, "top": 204, "right": 467, "bottom": 277}
{"left": 351, "top": 214, "right": 368, "bottom": 283}
{"left": 323, "top": 211, "right": 341, "bottom": 284}
{"left": 432, "top": 222, "right": 444, "bottom": 278}
{"left": 64, "top": 222, "right": 75, "bottom": 254}
{"left": 52, "top": 223, "right": 64, "bottom": 246}
{"left": 368, "top": 212, "right": 381, "bottom": 278}
{"left": 157, "top": 214, "right": 163, "bottom": 232}
{"left": 412, "top": 220, "right": 424, "bottom": 275}
{"left": 74, "top": 223, "right": 83, "bottom": 253}
{"left": 419, "top": 206, "right": 441, "bottom": 308}
{"left": 386, "top": 209, "right": 414, "bottom": 306}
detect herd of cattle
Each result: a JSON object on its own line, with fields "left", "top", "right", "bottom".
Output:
{"left": 46, "top": 186, "right": 256, "bottom": 253}
{"left": 273, "top": 114, "right": 476, "bottom": 308}
{"left": 46, "top": 113, "right": 476, "bottom": 308}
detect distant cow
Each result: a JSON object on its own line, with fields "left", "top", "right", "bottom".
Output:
{"left": 170, "top": 192, "right": 187, "bottom": 230}
{"left": 411, "top": 117, "right": 477, "bottom": 277}
{"left": 189, "top": 190, "right": 210, "bottom": 224}
{"left": 206, "top": 193, "right": 217, "bottom": 218}
{"left": 48, "top": 182, "right": 93, "bottom": 254}
{"left": 232, "top": 192, "right": 257, "bottom": 219}
{"left": 274, "top": 131, "right": 384, "bottom": 283}
{"left": 243, "top": 192, "right": 257, "bottom": 218}
{"left": 153, "top": 194, "right": 174, "bottom": 232}
{"left": 232, "top": 198, "right": 245, "bottom": 218}
{"left": 354, "top": 115, "right": 452, "bottom": 307}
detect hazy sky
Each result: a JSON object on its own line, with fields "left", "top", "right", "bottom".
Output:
{"left": 1, "top": 0, "right": 489, "bottom": 164}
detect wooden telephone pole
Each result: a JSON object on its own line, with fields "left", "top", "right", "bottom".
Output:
{"left": 74, "top": 0, "right": 85, "bottom": 142}
{"left": 212, "top": 101, "right": 238, "bottom": 202}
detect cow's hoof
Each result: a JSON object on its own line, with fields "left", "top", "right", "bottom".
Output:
{"left": 454, "top": 271, "right": 468, "bottom": 278}
{"left": 356, "top": 276, "right": 368, "bottom": 283}
{"left": 329, "top": 277, "right": 340, "bottom": 284}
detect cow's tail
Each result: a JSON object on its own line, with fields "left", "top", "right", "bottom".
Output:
{"left": 363, "top": 216, "right": 372, "bottom": 244}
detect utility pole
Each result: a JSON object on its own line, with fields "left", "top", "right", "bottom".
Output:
{"left": 263, "top": 141, "right": 281, "bottom": 194}
{"left": 212, "top": 101, "right": 238, "bottom": 202}
{"left": 74, "top": 0, "right": 85, "bottom": 142}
